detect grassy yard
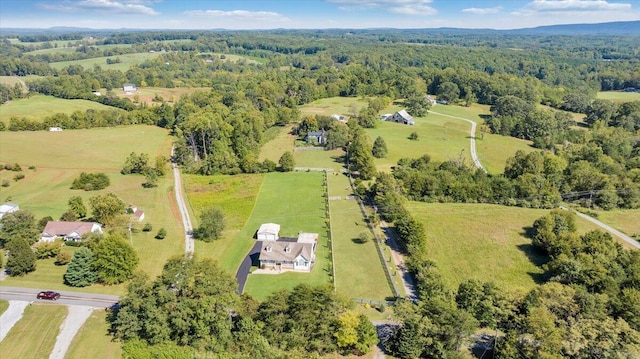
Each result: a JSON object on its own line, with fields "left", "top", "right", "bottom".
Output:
{"left": 592, "top": 209, "right": 640, "bottom": 237}
{"left": 597, "top": 91, "right": 640, "bottom": 102}
{"left": 49, "top": 52, "right": 161, "bottom": 72}
{"left": 241, "top": 172, "right": 331, "bottom": 301}
{"left": 0, "top": 304, "right": 67, "bottom": 359}
{"left": 184, "top": 173, "right": 265, "bottom": 273}
{"left": 0, "top": 125, "right": 183, "bottom": 292}
{"left": 66, "top": 309, "right": 122, "bottom": 359}
{"left": 295, "top": 148, "right": 346, "bottom": 172}
{"left": 0, "top": 300, "right": 8, "bottom": 315}
{"left": 0, "top": 94, "right": 121, "bottom": 123}
{"left": 406, "top": 202, "right": 602, "bottom": 294}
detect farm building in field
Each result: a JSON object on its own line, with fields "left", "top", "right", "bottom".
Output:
{"left": 388, "top": 109, "right": 414, "bottom": 125}
{"left": 257, "top": 223, "right": 280, "bottom": 241}
{"left": 306, "top": 130, "right": 326, "bottom": 145}
{"left": 258, "top": 232, "right": 318, "bottom": 272}
{"left": 122, "top": 83, "right": 137, "bottom": 94}
{"left": 128, "top": 205, "right": 145, "bottom": 222}
{"left": 0, "top": 202, "right": 19, "bottom": 219}
{"left": 331, "top": 114, "right": 346, "bottom": 122}
{"left": 40, "top": 221, "right": 103, "bottom": 242}
{"left": 49, "top": 127, "right": 63, "bottom": 132}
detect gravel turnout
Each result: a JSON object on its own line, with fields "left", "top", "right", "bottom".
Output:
{"left": 0, "top": 300, "right": 30, "bottom": 342}
{"left": 48, "top": 305, "right": 94, "bottom": 359}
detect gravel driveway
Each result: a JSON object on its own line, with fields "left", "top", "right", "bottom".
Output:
{"left": 49, "top": 305, "right": 94, "bottom": 359}
{"left": 0, "top": 300, "right": 30, "bottom": 342}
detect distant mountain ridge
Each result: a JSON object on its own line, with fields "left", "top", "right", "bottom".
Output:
{"left": 1, "top": 20, "right": 638, "bottom": 36}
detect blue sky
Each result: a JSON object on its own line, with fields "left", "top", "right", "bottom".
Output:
{"left": 0, "top": 0, "right": 638, "bottom": 30}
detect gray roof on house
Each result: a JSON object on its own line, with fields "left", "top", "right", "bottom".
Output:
{"left": 396, "top": 109, "right": 413, "bottom": 121}
{"left": 307, "top": 130, "right": 325, "bottom": 137}
{"left": 260, "top": 240, "right": 314, "bottom": 262}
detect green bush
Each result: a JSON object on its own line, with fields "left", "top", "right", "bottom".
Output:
{"left": 142, "top": 223, "right": 153, "bottom": 232}
{"left": 55, "top": 251, "right": 72, "bottom": 265}
{"left": 155, "top": 228, "right": 167, "bottom": 239}
{"left": 33, "top": 240, "right": 62, "bottom": 259}
{"left": 70, "top": 172, "right": 110, "bottom": 191}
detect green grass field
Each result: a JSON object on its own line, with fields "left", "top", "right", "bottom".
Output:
{"left": 115, "top": 86, "right": 210, "bottom": 105}
{"left": 184, "top": 173, "right": 265, "bottom": 273}
{"left": 0, "top": 304, "right": 67, "bottom": 359}
{"left": 48, "top": 52, "right": 161, "bottom": 72}
{"left": 597, "top": 91, "right": 640, "bottom": 102}
{"left": 0, "top": 125, "right": 183, "bottom": 292}
{"left": 66, "top": 309, "right": 122, "bottom": 359}
{"left": 295, "top": 148, "right": 346, "bottom": 172}
{"left": 406, "top": 202, "right": 602, "bottom": 294}
{"left": 0, "top": 75, "right": 43, "bottom": 90}
{"left": 0, "top": 300, "right": 8, "bottom": 315}
{"left": 0, "top": 94, "right": 121, "bottom": 123}
{"left": 240, "top": 172, "right": 331, "bottom": 300}
{"left": 198, "top": 52, "right": 266, "bottom": 64}
{"left": 592, "top": 209, "right": 640, "bottom": 237}
{"left": 300, "top": 96, "right": 368, "bottom": 118}
{"left": 259, "top": 124, "right": 296, "bottom": 162}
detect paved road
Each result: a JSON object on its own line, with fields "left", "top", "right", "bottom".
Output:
{"left": 560, "top": 206, "right": 640, "bottom": 249}
{"left": 172, "top": 152, "right": 194, "bottom": 256}
{"left": 428, "top": 109, "right": 486, "bottom": 173}
{"left": 235, "top": 242, "right": 262, "bottom": 294}
{"left": 0, "top": 286, "right": 119, "bottom": 308}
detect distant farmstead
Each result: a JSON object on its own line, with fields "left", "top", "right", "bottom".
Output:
{"left": 388, "top": 109, "right": 414, "bottom": 125}
{"left": 122, "top": 83, "right": 137, "bottom": 94}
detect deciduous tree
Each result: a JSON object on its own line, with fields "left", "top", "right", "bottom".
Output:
{"left": 92, "top": 234, "right": 138, "bottom": 284}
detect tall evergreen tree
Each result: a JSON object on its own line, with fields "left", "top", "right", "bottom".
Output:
{"left": 372, "top": 136, "right": 388, "bottom": 158}
{"left": 64, "top": 247, "right": 97, "bottom": 287}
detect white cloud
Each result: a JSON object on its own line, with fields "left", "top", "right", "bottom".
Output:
{"left": 40, "top": 0, "right": 158, "bottom": 15}
{"left": 184, "top": 10, "right": 290, "bottom": 22}
{"left": 326, "top": 0, "right": 437, "bottom": 16}
{"left": 462, "top": 6, "right": 503, "bottom": 15}
{"left": 522, "top": 0, "right": 631, "bottom": 13}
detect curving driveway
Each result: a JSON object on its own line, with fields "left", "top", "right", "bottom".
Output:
{"left": 235, "top": 242, "right": 262, "bottom": 294}
{"left": 428, "top": 109, "right": 486, "bottom": 172}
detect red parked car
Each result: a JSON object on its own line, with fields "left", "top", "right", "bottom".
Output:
{"left": 37, "top": 291, "right": 60, "bottom": 300}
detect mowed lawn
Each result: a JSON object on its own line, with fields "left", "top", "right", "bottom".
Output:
{"left": 0, "top": 125, "right": 184, "bottom": 292}
{"left": 242, "top": 172, "right": 331, "bottom": 300}
{"left": 597, "top": 91, "right": 640, "bottom": 102}
{"left": 0, "top": 304, "right": 67, "bottom": 359}
{"left": 300, "top": 96, "right": 368, "bottom": 118}
{"left": 295, "top": 148, "right": 346, "bottom": 172}
{"left": 184, "top": 173, "right": 265, "bottom": 274}
{"left": 406, "top": 202, "right": 602, "bottom": 294}
{"left": 0, "top": 94, "right": 121, "bottom": 123}
{"left": 49, "top": 52, "right": 161, "bottom": 72}
{"left": 66, "top": 309, "right": 122, "bottom": 359}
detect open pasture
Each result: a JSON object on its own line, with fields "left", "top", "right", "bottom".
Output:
{"left": 593, "top": 209, "right": 640, "bottom": 238}
{"left": 198, "top": 52, "right": 266, "bottom": 64}
{"left": 48, "top": 52, "right": 161, "bottom": 72}
{"left": 406, "top": 202, "right": 602, "bottom": 294}
{"left": 0, "top": 304, "right": 67, "bottom": 359}
{"left": 597, "top": 91, "right": 640, "bottom": 102}
{"left": 117, "top": 86, "right": 210, "bottom": 105}
{"left": 300, "top": 96, "right": 368, "bottom": 118}
{"left": 0, "top": 94, "right": 121, "bottom": 123}
{"left": 258, "top": 124, "right": 296, "bottom": 162}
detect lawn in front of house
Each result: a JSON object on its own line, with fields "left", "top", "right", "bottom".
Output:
{"left": 241, "top": 172, "right": 330, "bottom": 301}
{"left": 406, "top": 202, "right": 602, "bottom": 294}
{"left": 294, "top": 148, "right": 346, "bottom": 172}
{"left": 0, "top": 304, "right": 67, "bottom": 359}
{"left": 0, "top": 300, "right": 8, "bottom": 315}
{"left": 65, "top": 309, "right": 122, "bottom": 359}
{"left": 0, "top": 94, "right": 122, "bottom": 123}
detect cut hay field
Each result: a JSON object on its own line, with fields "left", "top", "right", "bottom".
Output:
{"left": 0, "top": 304, "right": 67, "bottom": 359}
{"left": 198, "top": 52, "right": 266, "bottom": 64}
{"left": 66, "top": 309, "right": 122, "bottom": 359}
{"left": 0, "top": 75, "right": 42, "bottom": 90}
{"left": 116, "top": 86, "right": 211, "bottom": 105}
{"left": 240, "top": 172, "right": 331, "bottom": 301}
{"left": 300, "top": 96, "right": 368, "bottom": 118}
{"left": 406, "top": 202, "right": 602, "bottom": 294}
{"left": 48, "top": 52, "right": 161, "bottom": 72}
{"left": 597, "top": 91, "right": 640, "bottom": 102}
{"left": 0, "top": 125, "right": 184, "bottom": 291}
{"left": 0, "top": 94, "right": 121, "bottom": 123}
{"left": 184, "top": 173, "right": 264, "bottom": 273}
{"left": 258, "top": 124, "right": 296, "bottom": 162}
